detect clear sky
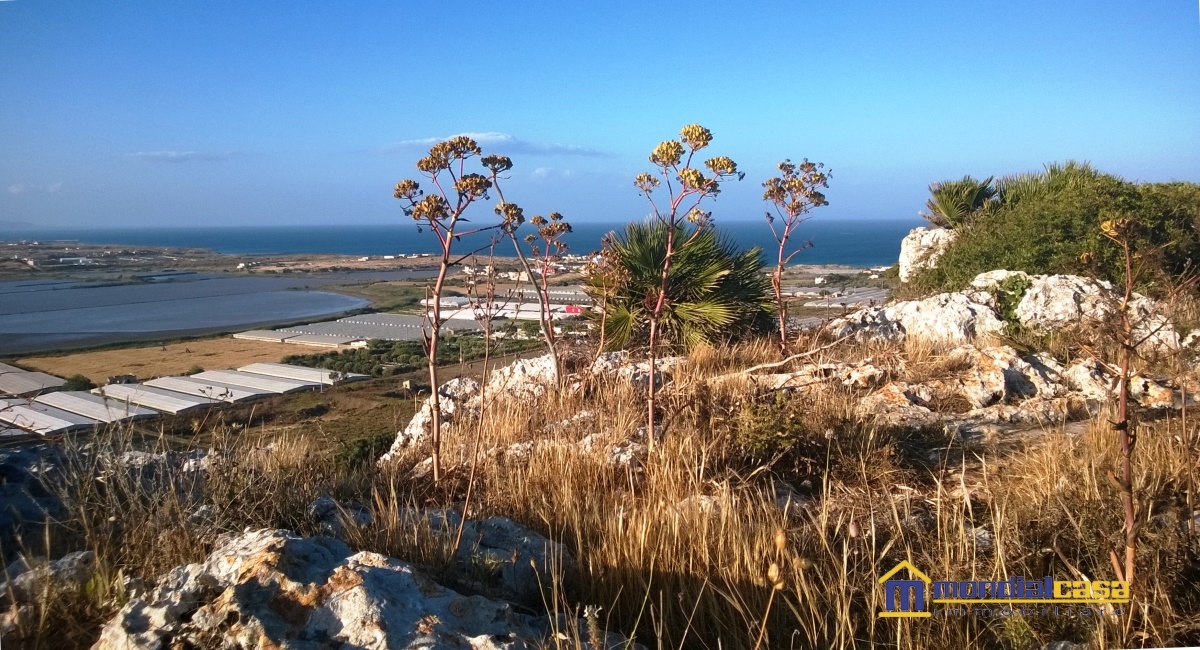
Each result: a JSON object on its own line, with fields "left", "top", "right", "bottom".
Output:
{"left": 2, "top": 1, "right": 1198, "bottom": 228}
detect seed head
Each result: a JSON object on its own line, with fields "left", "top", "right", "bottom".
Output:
{"left": 650, "top": 140, "right": 684, "bottom": 168}
{"left": 679, "top": 123, "right": 713, "bottom": 150}
{"left": 767, "top": 562, "right": 784, "bottom": 590}
{"left": 773, "top": 528, "right": 788, "bottom": 553}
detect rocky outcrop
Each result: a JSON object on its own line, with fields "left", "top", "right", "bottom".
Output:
{"left": 383, "top": 353, "right": 686, "bottom": 463}
{"left": 898, "top": 226, "right": 958, "bottom": 282}
{"left": 484, "top": 355, "right": 558, "bottom": 401}
{"left": 590, "top": 351, "right": 687, "bottom": 389}
{"left": 828, "top": 291, "right": 1005, "bottom": 345}
{"left": 379, "top": 377, "right": 481, "bottom": 462}
{"left": 94, "top": 528, "right": 633, "bottom": 650}
{"left": 833, "top": 271, "right": 1184, "bottom": 349}
{"left": 849, "top": 342, "right": 1184, "bottom": 434}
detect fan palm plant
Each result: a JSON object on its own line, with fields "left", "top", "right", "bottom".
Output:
{"left": 919, "top": 175, "right": 997, "bottom": 228}
{"left": 995, "top": 160, "right": 1103, "bottom": 205}
{"left": 588, "top": 219, "right": 773, "bottom": 352}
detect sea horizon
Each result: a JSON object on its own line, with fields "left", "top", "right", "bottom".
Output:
{"left": 0, "top": 218, "right": 924, "bottom": 268}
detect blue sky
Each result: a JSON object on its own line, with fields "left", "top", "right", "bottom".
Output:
{"left": 1, "top": 1, "right": 1198, "bottom": 228}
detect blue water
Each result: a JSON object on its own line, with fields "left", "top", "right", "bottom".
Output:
{"left": 2, "top": 219, "right": 922, "bottom": 268}
{"left": 0, "top": 271, "right": 441, "bottom": 355}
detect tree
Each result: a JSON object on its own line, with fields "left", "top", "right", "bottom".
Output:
{"left": 392, "top": 136, "right": 523, "bottom": 482}
{"left": 588, "top": 220, "right": 772, "bottom": 352}
{"left": 919, "top": 175, "right": 996, "bottom": 228}
{"left": 762, "top": 158, "right": 830, "bottom": 351}
{"left": 629, "top": 124, "right": 744, "bottom": 448}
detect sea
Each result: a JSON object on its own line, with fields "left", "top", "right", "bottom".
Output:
{"left": 1, "top": 218, "right": 923, "bottom": 268}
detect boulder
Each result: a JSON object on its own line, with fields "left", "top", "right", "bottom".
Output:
{"left": 829, "top": 293, "right": 1004, "bottom": 345}
{"left": 1015, "top": 274, "right": 1115, "bottom": 330}
{"left": 857, "top": 383, "right": 944, "bottom": 431}
{"left": 1061, "top": 359, "right": 1111, "bottom": 401}
{"left": 1128, "top": 375, "right": 1174, "bottom": 409}
{"left": 94, "top": 528, "right": 631, "bottom": 650}
{"left": 1, "top": 551, "right": 95, "bottom": 604}
{"left": 454, "top": 516, "right": 578, "bottom": 608}
{"left": 379, "top": 377, "right": 481, "bottom": 462}
{"left": 485, "top": 354, "right": 558, "bottom": 401}
{"left": 307, "top": 496, "right": 372, "bottom": 539}
{"left": 898, "top": 227, "right": 958, "bottom": 282}
{"left": 886, "top": 293, "right": 1006, "bottom": 344}
{"left": 589, "top": 351, "right": 686, "bottom": 389}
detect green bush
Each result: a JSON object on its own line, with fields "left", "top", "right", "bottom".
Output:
{"left": 908, "top": 163, "right": 1200, "bottom": 296}
{"left": 61, "top": 374, "right": 96, "bottom": 391}
{"left": 281, "top": 336, "right": 542, "bottom": 376}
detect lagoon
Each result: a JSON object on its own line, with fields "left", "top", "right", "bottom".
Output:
{"left": 0, "top": 271, "right": 433, "bottom": 354}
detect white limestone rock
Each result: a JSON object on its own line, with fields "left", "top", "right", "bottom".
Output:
{"left": 94, "top": 528, "right": 631, "bottom": 650}
{"left": 1061, "top": 359, "right": 1111, "bottom": 401}
{"left": 886, "top": 293, "right": 1006, "bottom": 344}
{"left": 1, "top": 551, "right": 95, "bottom": 604}
{"left": 898, "top": 227, "right": 958, "bottom": 283}
{"left": 379, "top": 377, "right": 481, "bottom": 463}
{"left": 485, "top": 354, "right": 558, "bottom": 401}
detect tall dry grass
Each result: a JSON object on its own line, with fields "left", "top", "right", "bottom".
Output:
{"left": 2, "top": 338, "right": 1198, "bottom": 649}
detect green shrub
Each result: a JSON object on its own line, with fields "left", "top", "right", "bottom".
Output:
{"left": 908, "top": 163, "right": 1200, "bottom": 296}
{"left": 61, "top": 374, "right": 96, "bottom": 391}
{"left": 991, "top": 273, "right": 1033, "bottom": 325}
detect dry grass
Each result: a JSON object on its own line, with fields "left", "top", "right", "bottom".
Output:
{"left": 16, "top": 337, "right": 297, "bottom": 384}
{"left": 3, "top": 338, "right": 1199, "bottom": 649}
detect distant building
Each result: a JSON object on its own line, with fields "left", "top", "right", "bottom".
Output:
{"left": 814, "top": 277, "right": 826, "bottom": 285}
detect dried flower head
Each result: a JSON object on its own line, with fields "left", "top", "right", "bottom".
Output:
{"left": 454, "top": 173, "right": 492, "bottom": 200}
{"left": 705, "top": 156, "right": 738, "bottom": 176}
{"left": 767, "top": 562, "right": 784, "bottom": 590}
{"left": 774, "top": 528, "right": 788, "bottom": 553}
{"left": 634, "top": 172, "right": 661, "bottom": 194}
{"left": 494, "top": 202, "right": 525, "bottom": 229}
{"left": 679, "top": 123, "right": 713, "bottom": 150}
{"left": 481, "top": 154, "right": 513, "bottom": 174}
{"left": 649, "top": 140, "right": 684, "bottom": 168}
{"left": 1101, "top": 217, "right": 1136, "bottom": 240}
{"left": 411, "top": 194, "right": 450, "bottom": 222}
{"left": 393, "top": 179, "right": 421, "bottom": 201}
{"left": 679, "top": 168, "right": 707, "bottom": 191}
